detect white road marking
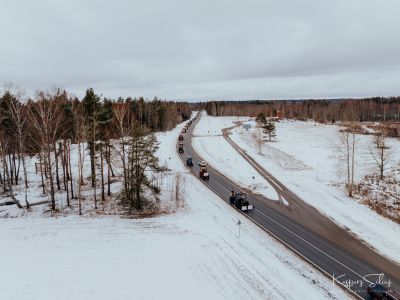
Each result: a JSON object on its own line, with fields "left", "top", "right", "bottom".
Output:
{"left": 255, "top": 207, "right": 369, "bottom": 283}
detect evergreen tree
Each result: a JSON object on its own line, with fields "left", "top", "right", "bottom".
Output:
{"left": 255, "top": 112, "right": 276, "bottom": 142}
{"left": 263, "top": 120, "right": 276, "bottom": 142}
{"left": 82, "top": 88, "right": 101, "bottom": 188}
{"left": 98, "top": 99, "right": 114, "bottom": 202}
{"left": 121, "top": 124, "right": 168, "bottom": 212}
{"left": 256, "top": 112, "right": 266, "bottom": 125}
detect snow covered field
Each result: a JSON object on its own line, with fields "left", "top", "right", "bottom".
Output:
{"left": 0, "top": 117, "right": 349, "bottom": 300}
{"left": 228, "top": 118, "right": 400, "bottom": 264}
{"left": 192, "top": 112, "right": 279, "bottom": 200}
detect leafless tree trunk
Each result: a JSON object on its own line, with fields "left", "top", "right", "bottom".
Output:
{"left": 100, "top": 142, "right": 105, "bottom": 203}
{"left": 370, "top": 133, "right": 392, "bottom": 180}
{"left": 74, "top": 113, "right": 87, "bottom": 215}
{"left": 39, "top": 154, "right": 45, "bottom": 194}
{"left": 74, "top": 111, "right": 88, "bottom": 215}
{"left": 0, "top": 142, "right": 8, "bottom": 194}
{"left": 77, "top": 141, "right": 84, "bottom": 215}
{"left": 338, "top": 125, "right": 357, "bottom": 197}
{"left": 67, "top": 140, "right": 75, "bottom": 200}
{"left": 107, "top": 142, "right": 111, "bottom": 196}
{"left": 351, "top": 131, "right": 355, "bottom": 191}
{"left": 61, "top": 142, "right": 67, "bottom": 190}
{"left": 254, "top": 127, "right": 263, "bottom": 155}
{"left": 54, "top": 143, "right": 61, "bottom": 190}
{"left": 105, "top": 142, "right": 115, "bottom": 178}
{"left": 45, "top": 146, "right": 56, "bottom": 210}
{"left": 92, "top": 121, "right": 97, "bottom": 209}
{"left": 60, "top": 141, "right": 70, "bottom": 206}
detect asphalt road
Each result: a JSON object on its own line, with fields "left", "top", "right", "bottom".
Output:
{"left": 178, "top": 114, "right": 400, "bottom": 300}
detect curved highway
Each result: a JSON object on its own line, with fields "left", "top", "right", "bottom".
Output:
{"left": 178, "top": 113, "right": 400, "bottom": 300}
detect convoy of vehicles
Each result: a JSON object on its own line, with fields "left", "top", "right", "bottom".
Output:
{"left": 179, "top": 116, "right": 255, "bottom": 213}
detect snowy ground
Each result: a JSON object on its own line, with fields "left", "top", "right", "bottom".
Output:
{"left": 227, "top": 118, "right": 400, "bottom": 264}
{"left": 192, "top": 112, "right": 279, "bottom": 200}
{"left": 0, "top": 116, "right": 350, "bottom": 300}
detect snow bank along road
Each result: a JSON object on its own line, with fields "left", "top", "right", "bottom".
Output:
{"left": 179, "top": 113, "right": 400, "bottom": 300}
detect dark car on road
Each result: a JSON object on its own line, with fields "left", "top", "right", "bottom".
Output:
{"left": 367, "top": 284, "right": 399, "bottom": 300}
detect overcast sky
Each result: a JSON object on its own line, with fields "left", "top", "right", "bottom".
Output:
{"left": 1, "top": 0, "right": 400, "bottom": 100}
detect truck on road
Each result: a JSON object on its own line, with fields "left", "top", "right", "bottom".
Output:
{"left": 199, "top": 166, "right": 209, "bottom": 180}
{"left": 229, "top": 191, "right": 254, "bottom": 211}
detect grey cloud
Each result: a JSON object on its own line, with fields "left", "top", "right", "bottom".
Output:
{"left": 1, "top": 0, "right": 400, "bottom": 100}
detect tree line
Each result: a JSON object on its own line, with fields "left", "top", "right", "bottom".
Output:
{"left": 205, "top": 98, "right": 400, "bottom": 124}
{"left": 0, "top": 88, "right": 192, "bottom": 213}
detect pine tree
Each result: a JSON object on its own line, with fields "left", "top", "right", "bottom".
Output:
{"left": 121, "top": 124, "right": 168, "bottom": 212}
{"left": 255, "top": 112, "right": 266, "bottom": 125}
{"left": 82, "top": 88, "right": 101, "bottom": 189}
{"left": 263, "top": 120, "right": 276, "bottom": 142}
{"left": 97, "top": 99, "right": 113, "bottom": 203}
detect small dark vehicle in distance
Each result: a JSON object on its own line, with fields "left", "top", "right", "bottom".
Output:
{"left": 178, "top": 143, "right": 184, "bottom": 153}
{"left": 186, "top": 156, "right": 193, "bottom": 167}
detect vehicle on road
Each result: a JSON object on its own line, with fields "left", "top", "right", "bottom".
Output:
{"left": 366, "top": 284, "right": 399, "bottom": 300}
{"left": 182, "top": 128, "right": 186, "bottom": 133}
{"left": 229, "top": 191, "right": 254, "bottom": 211}
{"left": 178, "top": 143, "right": 184, "bottom": 153}
{"left": 186, "top": 156, "right": 193, "bottom": 167}
{"left": 198, "top": 160, "right": 206, "bottom": 167}
{"left": 199, "top": 166, "right": 209, "bottom": 180}
{"left": 178, "top": 135, "right": 184, "bottom": 141}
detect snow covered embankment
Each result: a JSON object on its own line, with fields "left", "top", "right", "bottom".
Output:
{"left": 230, "top": 118, "right": 400, "bottom": 265}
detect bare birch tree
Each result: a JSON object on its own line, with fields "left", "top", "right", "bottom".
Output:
{"left": 338, "top": 124, "right": 357, "bottom": 196}
{"left": 370, "top": 133, "right": 392, "bottom": 180}
{"left": 28, "top": 92, "right": 63, "bottom": 210}
{"left": 73, "top": 110, "right": 87, "bottom": 215}
{"left": 7, "top": 96, "right": 29, "bottom": 206}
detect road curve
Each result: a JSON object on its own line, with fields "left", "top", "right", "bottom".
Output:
{"left": 178, "top": 113, "right": 400, "bottom": 300}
